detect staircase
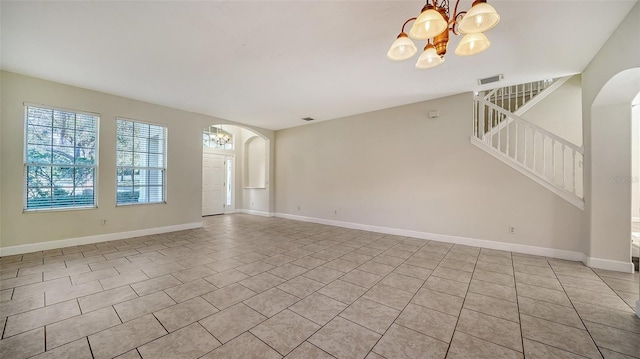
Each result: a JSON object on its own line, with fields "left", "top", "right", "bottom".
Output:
{"left": 471, "top": 77, "right": 585, "bottom": 209}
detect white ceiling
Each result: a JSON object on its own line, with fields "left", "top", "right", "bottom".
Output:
{"left": 1, "top": 1, "right": 636, "bottom": 130}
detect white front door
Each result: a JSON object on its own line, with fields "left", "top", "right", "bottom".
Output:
{"left": 202, "top": 153, "right": 225, "bottom": 216}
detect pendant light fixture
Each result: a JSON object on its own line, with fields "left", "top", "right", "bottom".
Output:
{"left": 387, "top": 0, "right": 500, "bottom": 69}
{"left": 211, "top": 126, "right": 231, "bottom": 146}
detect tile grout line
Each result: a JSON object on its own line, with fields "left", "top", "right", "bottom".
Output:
{"left": 443, "top": 245, "right": 478, "bottom": 358}
{"left": 512, "top": 251, "right": 525, "bottom": 356}
{"left": 85, "top": 337, "right": 95, "bottom": 359}
{"left": 592, "top": 269, "right": 638, "bottom": 311}
{"left": 359, "top": 241, "right": 459, "bottom": 358}
{"left": 548, "top": 262, "right": 605, "bottom": 359}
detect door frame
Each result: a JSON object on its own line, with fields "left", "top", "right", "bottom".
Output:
{"left": 223, "top": 154, "right": 235, "bottom": 214}
{"left": 202, "top": 151, "right": 225, "bottom": 216}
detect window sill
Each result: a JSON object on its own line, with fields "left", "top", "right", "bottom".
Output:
{"left": 23, "top": 206, "right": 98, "bottom": 214}
{"left": 116, "top": 201, "right": 167, "bottom": 207}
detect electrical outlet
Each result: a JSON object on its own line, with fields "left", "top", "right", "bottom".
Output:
{"left": 508, "top": 226, "right": 516, "bottom": 234}
{"left": 334, "top": 210, "right": 337, "bottom": 215}
{"left": 297, "top": 206, "right": 301, "bottom": 211}
{"left": 101, "top": 219, "right": 107, "bottom": 226}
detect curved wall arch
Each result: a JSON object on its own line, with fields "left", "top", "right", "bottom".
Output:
{"left": 244, "top": 136, "right": 267, "bottom": 188}
{"left": 581, "top": 3, "right": 640, "bottom": 276}
{"left": 587, "top": 69, "right": 640, "bottom": 271}
{"left": 200, "top": 124, "right": 272, "bottom": 216}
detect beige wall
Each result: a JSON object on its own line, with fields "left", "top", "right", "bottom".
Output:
{"left": 0, "top": 71, "right": 274, "bottom": 249}
{"left": 275, "top": 92, "right": 584, "bottom": 252}
{"left": 582, "top": 2, "right": 640, "bottom": 264}
{"left": 522, "top": 75, "right": 583, "bottom": 147}
{"left": 244, "top": 136, "right": 267, "bottom": 188}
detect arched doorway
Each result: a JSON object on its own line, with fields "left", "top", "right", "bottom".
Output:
{"left": 589, "top": 68, "right": 640, "bottom": 317}
{"left": 633, "top": 93, "right": 640, "bottom": 271}
{"left": 201, "top": 124, "right": 271, "bottom": 217}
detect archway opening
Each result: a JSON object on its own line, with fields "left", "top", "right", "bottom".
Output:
{"left": 590, "top": 67, "right": 640, "bottom": 273}
{"left": 632, "top": 92, "right": 640, "bottom": 271}
{"left": 200, "top": 124, "right": 270, "bottom": 217}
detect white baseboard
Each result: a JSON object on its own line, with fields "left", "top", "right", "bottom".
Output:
{"left": 274, "top": 213, "right": 585, "bottom": 262}
{"left": 584, "top": 256, "right": 635, "bottom": 273}
{"left": 236, "top": 209, "right": 274, "bottom": 217}
{"left": 0, "top": 222, "right": 203, "bottom": 256}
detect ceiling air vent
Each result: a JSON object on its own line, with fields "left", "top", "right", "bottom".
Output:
{"left": 301, "top": 117, "right": 315, "bottom": 121}
{"left": 478, "top": 74, "right": 504, "bottom": 86}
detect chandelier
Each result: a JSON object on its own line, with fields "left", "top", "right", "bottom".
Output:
{"left": 210, "top": 126, "right": 231, "bottom": 146}
{"left": 387, "top": 0, "right": 500, "bottom": 69}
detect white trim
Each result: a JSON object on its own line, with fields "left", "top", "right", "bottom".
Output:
{"left": 275, "top": 213, "right": 637, "bottom": 273}
{"left": 23, "top": 101, "right": 100, "bottom": 117}
{"left": 477, "top": 97, "right": 583, "bottom": 154}
{"left": 0, "top": 222, "right": 202, "bottom": 256}
{"left": 470, "top": 137, "right": 585, "bottom": 210}
{"left": 514, "top": 76, "right": 572, "bottom": 116}
{"left": 632, "top": 216, "right": 640, "bottom": 223}
{"left": 482, "top": 77, "right": 573, "bottom": 139}
{"left": 583, "top": 256, "right": 635, "bottom": 273}
{"left": 274, "top": 213, "right": 584, "bottom": 262}
{"left": 237, "top": 209, "right": 274, "bottom": 217}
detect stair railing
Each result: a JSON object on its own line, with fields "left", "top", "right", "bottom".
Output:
{"left": 472, "top": 95, "right": 584, "bottom": 208}
{"left": 483, "top": 79, "right": 553, "bottom": 114}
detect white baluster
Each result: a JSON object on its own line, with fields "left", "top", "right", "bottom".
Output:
{"left": 498, "top": 113, "right": 502, "bottom": 152}
{"left": 506, "top": 115, "right": 510, "bottom": 158}
{"left": 530, "top": 81, "right": 533, "bottom": 102}
{"left": 473, "top": 100, "right": 477, "bottom": 137}
{"left": 562, "top": 144, "right": 566, "bottom": 189}
{"left": 479, "top": 101, "right": 484, "bottom": 139}
{"left": 551, "top": 139, "right": 556, "bottom": 183}
{"left": 524, "top": 126, "right": 528, "bottom": 167}
{"left": 542, "top": 134, "right": 547, "bottom": 177}
{"left": 533, "top": 132, "right": 537, "bottom": 172}
{"left": 572, "top": 150, "right": 577, "bottom": 195}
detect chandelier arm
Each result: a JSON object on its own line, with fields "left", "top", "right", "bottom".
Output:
{"left": 450, "top": 11, "right": 467, "bottom": 35}
{"left": 452, "top": 0, "right": 462, "bottom": 20}
{"left": 401, "top": 17, "right": 417, "bottom": 33}
{"left": 434, "top": 0, "right": 450, "bottom": 18}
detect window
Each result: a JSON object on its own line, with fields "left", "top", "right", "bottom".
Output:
{"left": 24, "top": 104, "right": 99, "bottom": 210}
{"left": 203, "top": 125, "right": 233, "bottom": 150}
{"left": 116, "top": 119, "right": 166, "bottom": 205}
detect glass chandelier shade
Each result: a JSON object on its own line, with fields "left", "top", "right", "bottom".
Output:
{"left": 458, "top": 1, "right": 500, "bottom": 34}
{"left": 455, "top": 32, "right": 491, "bottom": 56}
{"left": 415, "top": 43, "right": 444, "bottom": 69}
{"left": 409, "top": 6, "right": 448, "bottom": 40}
{"left": 387, "top": 34, "right": 418, "bottom": 61}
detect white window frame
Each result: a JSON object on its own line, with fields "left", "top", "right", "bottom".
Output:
{"left": 203, "top": 125, "right": 234, "bottom": 150}
{"left": 116, "top": 117, "right": 167, "bottom": 206}
{"left": 23, "top": 103, "right": 100, "bottom": 212}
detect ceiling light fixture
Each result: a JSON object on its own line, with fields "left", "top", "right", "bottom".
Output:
{"left": 387, "top": 0, "right": 500, "bottom": 69}
{"left": 210, "top": 126, "right": 231, "bottom": 146}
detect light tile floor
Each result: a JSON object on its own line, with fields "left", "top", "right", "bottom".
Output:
{"left": 1, "top": 214, "right": 639, "bottom": 359}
